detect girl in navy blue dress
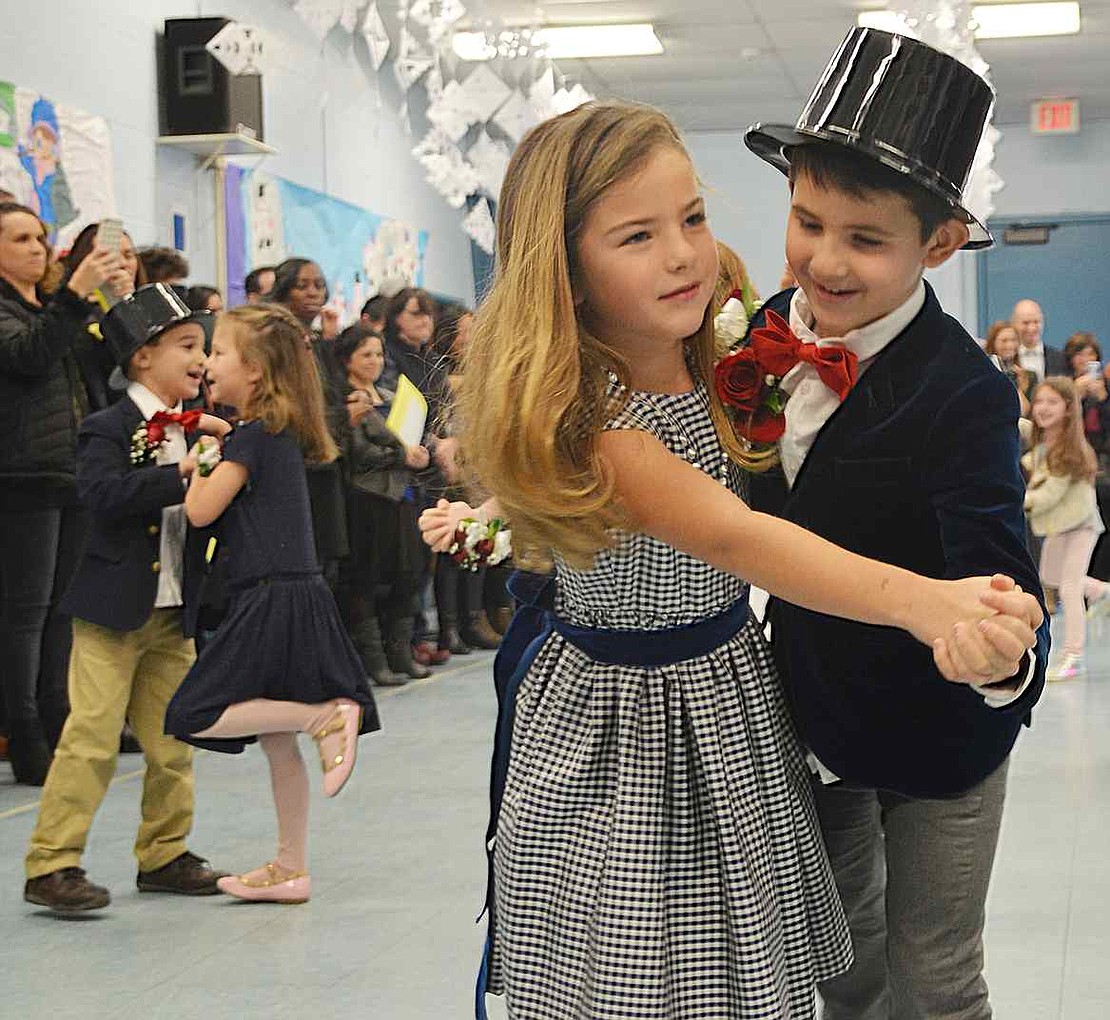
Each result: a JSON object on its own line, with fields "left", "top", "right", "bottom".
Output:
{"left": 165, "top": 304, "right": 378, "bottom": 904}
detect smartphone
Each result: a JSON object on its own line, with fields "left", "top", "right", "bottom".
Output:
{"left": 1087, "top": 360, "right": 1102, "bottom": 378}
{"left": 95, "top": 218, "right": 123, "bottom": 253}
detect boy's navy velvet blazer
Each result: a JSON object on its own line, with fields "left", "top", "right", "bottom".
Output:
{"left": 747, "top": 284, "right": 1049, "bottom": 798}
{"left": 61, "top": 396, "right": 207, "bottom": 637}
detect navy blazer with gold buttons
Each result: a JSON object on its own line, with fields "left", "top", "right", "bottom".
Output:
{"left": 61, "top": 395, "right": 207, "bottom": 637}
{"left": 747, "top": 284, "right": 1050, "bottom": 798}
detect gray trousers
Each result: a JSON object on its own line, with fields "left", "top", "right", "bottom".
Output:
{"left": 814, "top": 758, "right": 1009, "bottom": 1020}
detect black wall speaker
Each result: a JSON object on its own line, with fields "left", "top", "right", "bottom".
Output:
{"left": 160, "top": 17, "right": 264, "bottom": 140}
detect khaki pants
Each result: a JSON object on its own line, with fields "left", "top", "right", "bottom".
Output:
{"left": 25, "top": 610, "right": 196, "bottom": 879}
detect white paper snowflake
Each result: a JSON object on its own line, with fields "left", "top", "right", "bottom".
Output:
{"left": 393, "top": 26, "right": 435, "bottom": 91}
{"left": 462, "top": 198, "right": 496, "bottom": 254}
{"left": 491, "top": 90, "right": 536, "bottom": 142}
{"left": 293, "top": 0, "right": 343, "bottom": 41}
{"left": 467, "top": 131, "right": 511, "bottom": 200}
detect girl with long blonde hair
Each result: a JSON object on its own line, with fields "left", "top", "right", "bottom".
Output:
{"left": 1025, "top": 376, "right": 1108, "bottom": 679}
{"left": 165, "top": 305, "right": 378, "bottom": 904}
{"left": 420, "top": 100, "right": 1039, "bottom": 1018}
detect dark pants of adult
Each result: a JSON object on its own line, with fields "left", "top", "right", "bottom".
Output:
{"left": 0, "top": 504, "right": 86, "bottom": 771}
{"left": 433, "top": 555, "right": 484, "bottom": 647}
{"left": 814, "top": 759, "right": 1009, "bottom": 1020}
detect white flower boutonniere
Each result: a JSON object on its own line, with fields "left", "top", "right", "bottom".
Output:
{"left": 129, "top": 422, "right": 164, "bottom": 466}
{"left": 713, "top": 278, "right": 763, "bottom": 357}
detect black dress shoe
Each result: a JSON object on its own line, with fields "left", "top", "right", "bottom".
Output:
{"left": 25, "top": 867, "right": 110, "bottom": 913}
{"left": 137, "top": 851, "right": 229, "bottom": 896}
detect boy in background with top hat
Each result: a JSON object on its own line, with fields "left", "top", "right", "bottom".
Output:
{"left": 741, "top": 29, "right": 1049, "bottom": 1019}
{"left": 23, "top": 284, "right": 229, "bottom": 914}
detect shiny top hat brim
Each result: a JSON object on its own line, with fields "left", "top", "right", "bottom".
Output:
{"left": 743, "top": 27, "right": 995, "bottom": 251}
{"left": 102, "top": 283, "right": 212, "bottom": 370}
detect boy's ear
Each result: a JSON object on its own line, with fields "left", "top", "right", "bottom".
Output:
{"left": 129, "top": 345, "right": 152, "bottom": 372}
{"left": 923, "top": 218, "right": 970, "bottom": 268}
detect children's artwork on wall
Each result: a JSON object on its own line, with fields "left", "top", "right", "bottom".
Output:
{"left": 233, "top": 166, "right": 428, "bottom": 324}
{"left": 0, "top": 81, "right": 117, "bottom": 248}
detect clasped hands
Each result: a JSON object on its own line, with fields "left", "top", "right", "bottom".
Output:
{"left": 927, "top": 574, "right": 1042, "bottom": 688}
{"left": 419, "top": 501, "right": 1043, "bottom": 689}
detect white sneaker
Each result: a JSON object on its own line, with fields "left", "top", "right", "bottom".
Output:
{"left": 1049, "top": 653, "right": 1085, "bottom": 682}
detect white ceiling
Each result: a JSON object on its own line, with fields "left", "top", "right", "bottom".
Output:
{"left": 475, "top": 0, "right": 1110, "bottom": 131}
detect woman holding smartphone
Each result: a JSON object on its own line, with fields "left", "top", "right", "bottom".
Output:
{"left": 0, "top": 203, "right": 127, "bottom": 783}
{"left": 64, "top": 219, "right": 145, "bottom": 411}
{"left": 1064, "top": 332, "right": 1109, "bottom": 462}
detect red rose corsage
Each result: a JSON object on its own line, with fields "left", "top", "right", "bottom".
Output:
{"left": 714, "top": 308, "right": 858, "bottom": 451}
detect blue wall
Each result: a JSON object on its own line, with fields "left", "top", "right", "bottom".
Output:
{"left": 0, "top": 1, "right": 474, "bottom": 301}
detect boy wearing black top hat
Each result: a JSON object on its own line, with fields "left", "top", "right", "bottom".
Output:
{"left": 24, "top": 284, "right": 229, "bottom": 914}
{"left": 743, "top": 29, "right": 1049, "bottom": 1019}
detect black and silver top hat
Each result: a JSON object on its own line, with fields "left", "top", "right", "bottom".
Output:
{"left": 745, "top": 28, "right": 995, "bottom": 250}
{"left": 102, "top": 283, "right": 211, "bottom": 369}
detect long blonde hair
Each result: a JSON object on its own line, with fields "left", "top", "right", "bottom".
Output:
{"left": 459, "top": 100, "right": 752, "bottom": 567}
{"left": 1031, "top": 376, "right": 1097, "bottom": 482}
{"left": 221, "top": 305, "right": 338, "bottom": 464}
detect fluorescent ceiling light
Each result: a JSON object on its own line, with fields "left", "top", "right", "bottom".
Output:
{"left": 453, "top": 23, "right": 664, "bottom": 61}
{"left": 972, "top": 2, "right": 1080, "bottom": 38}
{"left": 858, "top": 2, "right": 1081, "bottom": 39}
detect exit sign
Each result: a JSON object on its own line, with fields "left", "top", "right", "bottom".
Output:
{"left": 1031, "top": 98, "right": 1080, "bottom": 134}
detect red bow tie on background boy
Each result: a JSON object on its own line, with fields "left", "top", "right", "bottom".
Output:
{"left": 146, "top": 409, "right": 203, "bottom": 446}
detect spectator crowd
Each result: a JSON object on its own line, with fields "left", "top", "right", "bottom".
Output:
{"left": 0, "top": 200, "right": 506, "bottom": 786}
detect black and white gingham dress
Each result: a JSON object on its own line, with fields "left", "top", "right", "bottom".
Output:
{"left": 486, "top": 382, "right": 852, "bottom": 1019}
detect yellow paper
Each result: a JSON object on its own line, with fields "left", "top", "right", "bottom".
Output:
{"left": 385, "top": 374, "right": 428, "bottom": 447}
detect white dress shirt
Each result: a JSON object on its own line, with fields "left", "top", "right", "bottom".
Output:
{"left": 1017, "top": 343, "right": 1046, "bottom": 383}
{"left": 770, "top": 283, "right": 1036, "bottom": 787}
{"left": 779, "top": 281, "right": 926, "bottom": 488}
{"left": 127, "top": 382, "right": 187, "bottom": 609}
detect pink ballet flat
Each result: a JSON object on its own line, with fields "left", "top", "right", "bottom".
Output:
{"left": 311, "top": 699, "right": 362, "bottom": 797}
{"left": 217, "top": 863, "right": 311, "bottom": 904}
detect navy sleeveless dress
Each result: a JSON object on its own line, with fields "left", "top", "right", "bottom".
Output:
{"left": 166, "top": 421, "right": 378, "bottom": 753}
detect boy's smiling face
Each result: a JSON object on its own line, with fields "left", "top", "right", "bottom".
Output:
{"left": 786, "top": 170, "right": 967, "bottom": 338}
{"left": 129, "top": 321, "right": 207, "bottom": 407}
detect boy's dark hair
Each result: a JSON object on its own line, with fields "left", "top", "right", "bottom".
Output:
{"left": 185, "top": 284, "right": 220, "bottom": 311}
{"left": 335, "top": 322, "right": 381, "bottom": 365}
{"left": 244, "top": 265, "right": 275, "bottom": 296}
{"left": 137, "top": 246, "right": 189, "bottom": 284}
{"left": 360, "top": 294, "right": 388, "bottom": 322}
{"left": 788, "top": 142, "right": 963, "bottom": 242}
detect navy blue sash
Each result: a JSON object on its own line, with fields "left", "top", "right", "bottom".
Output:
{"left": 475, "top": 570, "right": 751, "bottom": 1018}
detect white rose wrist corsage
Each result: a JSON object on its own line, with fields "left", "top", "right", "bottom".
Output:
{"left": 449, "top": 517, "right": 512, "bottom": 572}
{"left": 196, "top": 436, "right": 223, "bottom": 478}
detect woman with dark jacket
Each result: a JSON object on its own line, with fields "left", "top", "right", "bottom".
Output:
{"left": 337, "top": 324, "right": 432, "bottom": 682}
{"left": 271, "top": 258, "right": 349, "bottom": 584}
{"left": 0, "top": 202, "right": 125, "bottom": 783}
{"left": 63, "top": 221, "right": 146, "bottom": 411}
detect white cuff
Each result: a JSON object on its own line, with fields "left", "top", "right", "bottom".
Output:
{"left": 974, "top": 651, "right": 1037, "bottom": 709}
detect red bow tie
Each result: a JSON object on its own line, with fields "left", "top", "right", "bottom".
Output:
{"left": 750, "top": 309, "right": 858, "bottom": 401}
{"left": 147, "top": 409, "right": 203, "bottom": 444}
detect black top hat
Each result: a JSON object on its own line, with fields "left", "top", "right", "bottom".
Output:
{"left": 744, "top": 28, "right": 995, "bottom": 250}
{"left": 102, "top": 283, "right": 211, "bottom": 370}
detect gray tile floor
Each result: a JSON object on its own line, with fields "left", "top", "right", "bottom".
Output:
{"left": 1, "top": 615, "right": 1108, "bottom": 1019}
